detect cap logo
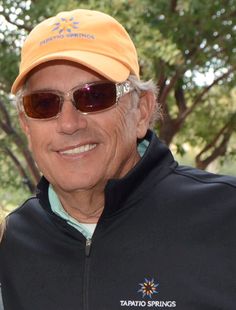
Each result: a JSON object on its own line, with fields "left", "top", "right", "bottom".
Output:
{"left": 52, "top": 17, "right": 79, "bottom": 34}
{"left": 39, "top": 15, "right": 95, "bottom": 46}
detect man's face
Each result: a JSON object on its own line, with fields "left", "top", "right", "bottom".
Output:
{"left": 20, "top": 61, "right": 150, "bottom": 194}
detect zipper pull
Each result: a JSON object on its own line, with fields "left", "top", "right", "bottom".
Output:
{"left": 85, "top": 238, "right": 92, "bottom": 257}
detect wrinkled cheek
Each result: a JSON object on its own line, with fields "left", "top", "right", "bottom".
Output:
{"left": 30, "top": 145, "right": 48, "bottom": 173}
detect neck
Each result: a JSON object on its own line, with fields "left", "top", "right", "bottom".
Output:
{"left": 53, "top": 187, "right": 104, "bottom": 224}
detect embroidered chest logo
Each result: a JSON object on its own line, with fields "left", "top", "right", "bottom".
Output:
{"left": 120, "top": 277, "right": 177, "bottom": 308}
{"left": 138, "top": 278, "right": 159, "bottom": 298}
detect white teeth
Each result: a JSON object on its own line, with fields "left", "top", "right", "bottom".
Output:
{"left": 60, "top": 144, "right": 97, "bottom": 155}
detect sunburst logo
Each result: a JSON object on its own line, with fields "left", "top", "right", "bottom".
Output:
{"left": 138, "top": 278, "right": 159, "bottom": 298}
{"left": 52, "top": 17, "right": 79, "bottom": 34}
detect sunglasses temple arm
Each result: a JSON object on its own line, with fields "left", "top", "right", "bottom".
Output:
{"left": 116, "top": 81, "right": 133, "bottom": 102}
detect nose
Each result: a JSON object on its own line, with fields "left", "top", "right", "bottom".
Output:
{"left": 56, "top": 99, "right": 87, "bottom": 134}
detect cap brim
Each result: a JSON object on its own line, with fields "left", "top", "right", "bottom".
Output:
{"left": 11, "top": 50, "right": 131, "bottom": 94}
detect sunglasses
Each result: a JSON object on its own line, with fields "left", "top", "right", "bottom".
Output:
{"left": 19, "top": 81, "right": 134, "bottom": 120}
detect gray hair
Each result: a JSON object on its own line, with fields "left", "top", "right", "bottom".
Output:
{"left": 127, "top": 75, "right": 161, "bottom": 128}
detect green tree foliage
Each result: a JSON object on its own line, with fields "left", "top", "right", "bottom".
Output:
{"left": 0, "top": 0, "right": 236, "bottom": 208}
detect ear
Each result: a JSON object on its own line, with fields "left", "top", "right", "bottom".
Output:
{"left": 19, "top": 112, "right": 32, "bottom": 150}
{"left": 136, "top": 91, "right": 156, "bottom": 139}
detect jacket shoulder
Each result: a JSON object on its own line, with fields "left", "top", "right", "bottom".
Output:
{"left": 5, "top": 196, "right": 49, "bottom": 232}
{"left": 173, "top": 165, "right": 236, "bottom": 189}
{"left": 8, "top": 196, "right": 41, "bottom": 216}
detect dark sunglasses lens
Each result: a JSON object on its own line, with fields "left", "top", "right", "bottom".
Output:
{"left": 22, "top": 93, "right": 61, "bottom": 119}
{"left": 73, "top": 83, "right": 116, "bottom": 113}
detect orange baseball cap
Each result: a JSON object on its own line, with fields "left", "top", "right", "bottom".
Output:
{"left": 11, "top": 9, "right": 140, "bottom": 94}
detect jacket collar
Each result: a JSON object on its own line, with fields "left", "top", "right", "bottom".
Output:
{"left": 102, "top": 130, "right": 176, "bottom": 216}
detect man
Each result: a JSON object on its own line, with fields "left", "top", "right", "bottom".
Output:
{"left": 0, "top": 8, "right": 236, "bottom": 310}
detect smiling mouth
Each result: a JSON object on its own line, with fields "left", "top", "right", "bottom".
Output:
{"left": 59, "top": 144, "right": 97, "bottom": 155}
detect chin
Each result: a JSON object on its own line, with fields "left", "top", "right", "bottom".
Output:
{"left": 55, "top": 179, "right": 98, "bottom": 193}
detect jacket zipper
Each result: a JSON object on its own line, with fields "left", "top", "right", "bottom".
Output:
{"left": 85, "top": 238, "right": 92, "bottom": 257}
{"left": 83, "top": 238, "right": 92, "bottom": 310}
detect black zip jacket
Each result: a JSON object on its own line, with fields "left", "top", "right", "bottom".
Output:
{"left": 1, "top": 130, "right": 236, "bottom": 310}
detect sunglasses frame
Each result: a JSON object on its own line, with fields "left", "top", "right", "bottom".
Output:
{"left": 18, "top": 80, "right": 134, "bottom": 120}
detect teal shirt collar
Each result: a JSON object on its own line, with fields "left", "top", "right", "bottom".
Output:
{"left": 48, "top": 185, "right": 95, "bottom": 239}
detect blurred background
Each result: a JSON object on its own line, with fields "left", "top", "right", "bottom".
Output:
{"left": 0, "top": 0, "right": 236, "bottom": 215}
